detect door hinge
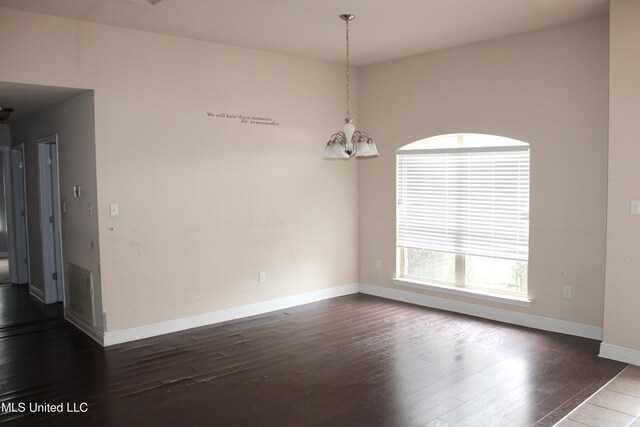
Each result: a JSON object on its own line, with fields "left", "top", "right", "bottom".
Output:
{"left": 49, "top": 215, "right": 54, "bottom": 224}
{"left": 47, "top": 157, "right": 52, "bottom": 166}
{"left": 23, "top": 257, "right": 27, "bottom": 265}
{"left": 52, "top": 272, "right": 57, "bottom": 281}
{"left": 21, "top": 209, "right": 25, "bottom": 217}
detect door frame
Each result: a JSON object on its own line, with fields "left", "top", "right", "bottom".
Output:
{"left": 11, "top": 144, "right": 30, "bottom": 285}
{"left": 0, "top": 146, "right": 15, "bottom": 283}
{"left": 37, "top": 135, "right": 64, "bottom": 304}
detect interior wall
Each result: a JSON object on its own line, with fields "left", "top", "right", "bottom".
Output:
{"left": 602, "top": 0, "right": 640, "bottom": 353}
{"left": 0, "top": 7, "right": 358, "bottom": 332}
{"left": 10, "top": 92, "right": 103, "bottom": 329}
{"left": 358, "top": 16, "right": 609, "bottom": 327}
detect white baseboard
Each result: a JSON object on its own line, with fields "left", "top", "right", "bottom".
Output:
{"left": 599, "top": 342, "right": 640, "bottom": 365}
{"left": 359, "top": 283, "right": 603, "bottom": 340}
{"left": 88, "top": 281, "right": 604, "bottom": 347}
{"left": 103, "top": 283, "right": 359, "bottom": 346}
{"left": 65, "top": 309, "right": 104, "bottom": 346}
{"left": 30, "top": 284, "right": 45, "bottom": 303}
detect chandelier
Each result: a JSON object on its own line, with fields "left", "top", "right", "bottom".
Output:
{"left": 323, "top": 14, "right": 379, "bottom": 160}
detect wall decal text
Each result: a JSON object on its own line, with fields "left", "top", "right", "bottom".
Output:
{"left": 207, "top": 112, "right": 280, "bottom": 127}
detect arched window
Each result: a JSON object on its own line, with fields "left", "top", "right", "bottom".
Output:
{"left": 396, "top": 134, "right": 529, "bottom": 297}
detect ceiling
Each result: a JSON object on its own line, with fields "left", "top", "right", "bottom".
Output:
{"left": 0, "top": 0, "right": 609, "bottom": 66}
{"left": 0, "top": 82, "right": 88, "bottom": 123}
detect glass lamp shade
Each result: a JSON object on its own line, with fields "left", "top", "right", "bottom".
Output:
{"left": 343, "top": 122, "right": 355, "bottom": 153}
{"left": 323, "top": 143, "right": 334, "bottom": 159}
{"left": 327, "top": 141, "right": 349, "bottom": 159}
{"left": 368, "top": 140, "right": 379, "bottom": 156}
{"left": 355, "top": 140, "right": 371, "bottom": 157}
{"left": 355, "top": 139, "right": 379, "bottom": 158}
{"left": 334, "top": 143, "right": 350, "bottom": 159}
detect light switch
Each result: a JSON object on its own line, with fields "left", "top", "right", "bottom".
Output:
{"left": 631, "top": 200, "right": 640, "bottom": 216}
{"left": 110, "top": 203, "right": 119, "bottom": 216}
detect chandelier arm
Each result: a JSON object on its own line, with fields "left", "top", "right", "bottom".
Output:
{"left": 328, "top": 131, "right": 346, "bottom": 144}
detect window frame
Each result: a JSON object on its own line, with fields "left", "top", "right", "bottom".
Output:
{"left": 394, "top": 134, "right": 531, "bottom": 304}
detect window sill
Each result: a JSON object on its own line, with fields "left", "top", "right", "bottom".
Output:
{"left": 391, "top": 277, "right": 532, "bottom": 308}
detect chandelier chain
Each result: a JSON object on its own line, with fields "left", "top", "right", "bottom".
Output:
{"left": 345, "top": 17, "right": 351, "bottom": 122}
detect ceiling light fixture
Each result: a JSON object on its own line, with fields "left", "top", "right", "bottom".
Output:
{"left": 0, "top": 107, "right": 14, "bottom": 123}
{"left": 323, "top": 14, "right": 379, "bottom": 160}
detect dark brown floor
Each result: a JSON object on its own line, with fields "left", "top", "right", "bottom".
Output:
{"left": 0, "top": 283, "right": 62, "bottom": 327}
{"left": 0, "top": 291, "right": 626, "bottom": 426}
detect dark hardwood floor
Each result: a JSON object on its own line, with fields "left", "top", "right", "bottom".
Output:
{"left": 0, "top": 291, "right": 626, "bottom": 426}
{"left": 0, "top": 283, "right": 62, "bottom": 327}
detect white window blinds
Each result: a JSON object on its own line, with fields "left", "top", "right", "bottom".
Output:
{"left": 397, "top": 146, "right": 530, "bottom": 261}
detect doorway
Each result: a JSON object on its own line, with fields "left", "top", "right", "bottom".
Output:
{"left": 0, "top": 144, "right": 61, "bottom": 327}
{"left": 0, "top": 83, "right": 100, "bottom": 341}
{"left": 37, "top": 135, "right": 64, "bottom": 304}
{"left": 11, "top": 144, "right": 29, "bottom": 285}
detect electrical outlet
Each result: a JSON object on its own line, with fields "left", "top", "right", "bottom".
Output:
{"left": 563, "top": 286, "right": 572, "bottom": 299}
{"left": 259, "top": 272, "right": 266, "bottom": 283}
{"left": 375, "top": 260, "right": 382, "bottom": 270}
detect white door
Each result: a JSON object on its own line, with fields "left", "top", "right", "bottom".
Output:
{"left": 11, "top": 145, "right": 29, "bottom": 284}
{"left": 38, "top": 136, "right": 64, "bottom": 304}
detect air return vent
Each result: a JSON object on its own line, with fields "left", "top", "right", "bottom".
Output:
{"left": 66, "top": 264, "right": 95, "bottom": 327}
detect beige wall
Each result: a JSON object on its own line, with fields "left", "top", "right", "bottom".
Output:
{"left": 358, "top": 17, "right": 609, "bottom": 327}
{"left": 0, "top": 7, "right": 615, "bottom": 338}
{"left": 0, "top": 8, "right": 358, "bottom": 331}
{"left": 603, "top": 0, "right": 640, "bottom": 351}
{"left": 10, "top": 92, "right": 102, "bottom": 329}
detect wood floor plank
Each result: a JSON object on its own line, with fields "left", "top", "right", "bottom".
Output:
{"left": 0, "top": 289, "right": 627, "bottom": 426}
